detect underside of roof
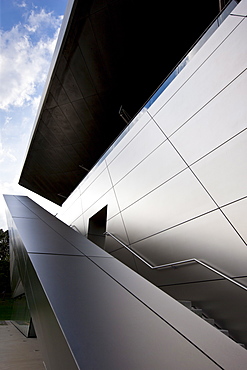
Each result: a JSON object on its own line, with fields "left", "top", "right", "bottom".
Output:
{"left": 19, "top": 0, "right": 220, "bottom": 205}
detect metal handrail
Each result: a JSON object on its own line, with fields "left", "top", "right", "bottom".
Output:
{"left": 104, "top": 231, "right": 247, "bottom": 292}
{"left": 70, "top": 225, "right": 81, "bottom": 233}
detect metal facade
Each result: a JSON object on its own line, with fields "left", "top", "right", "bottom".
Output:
{"left": 18, "top": 0, "right": 221, "bottom": 205}
{"left": 57, "top": 0, "right": 247, "bottom": 348}
{"left": 4, "top": 0, "right": 247, "bottom": 367}
{"left": 4, "top": 195, "right": 247, "bottom": 369}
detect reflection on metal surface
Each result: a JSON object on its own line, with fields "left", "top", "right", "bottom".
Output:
{"left": 11, "top": 294, "right": 34, "bottom": 337}
{"left": 104, "top": 231, "right": 247, "bottom": 291}
{"left": 7, "top": 195, "right": 247, "bottom": 368}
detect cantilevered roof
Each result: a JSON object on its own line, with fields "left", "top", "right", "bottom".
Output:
{"left": 19, "top": 0, "right": 220, "bottom": 205}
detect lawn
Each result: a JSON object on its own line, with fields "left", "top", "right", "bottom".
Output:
{"left": 0, "top": 298, "right": 14, "bottom": 320}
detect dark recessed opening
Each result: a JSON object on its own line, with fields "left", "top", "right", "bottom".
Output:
{"left": 88, "top": 206, "right": 107, "bottom": 249}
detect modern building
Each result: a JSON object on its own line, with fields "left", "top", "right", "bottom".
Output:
{"left": 4, "top": 0, "right": 247, "bottom": 368}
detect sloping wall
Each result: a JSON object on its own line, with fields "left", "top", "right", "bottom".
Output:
{"left": 4, "top": 195, "right": 247, "bottom": 369}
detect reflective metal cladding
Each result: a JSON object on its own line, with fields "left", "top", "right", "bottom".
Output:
{"left": 4, "top": 195, "right": 247, "bottom": 369}
{"left": 18, "top": 0, "right": 222, "bottom": 205}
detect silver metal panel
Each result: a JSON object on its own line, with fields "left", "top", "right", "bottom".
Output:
{"left": 152, "top": 17, "right": 247, "bottom": 138}
{"left": 58, "top": 186, "right": 82, "bottom": 223}
{"left": 131, "top": 209, "right": 247, "bottom": 277}
{"left": 170, "top": 70, "right": 247, "bottom": 164}
{"left": 121, "top": 168, "right": 216, "bottom": 244}
{"left": 222, "top": 197, "right": 247, "bottom": 244}
{"left": 133, "top": 256, "right": 222, "bottom": 288}
{"left": 107, "top": 119, "right": 166, "bottom": 185}
{"left": 6, "top": 194, "right": 247, "bottom": 369}
{"left": 114, "top": 139, "right": 187, "bottom": 210}
{"left": 89, "top": 256, "right": 247, "bottom": 368}
{"left": 79, "top": 168, "right": 112, "bottom": 211}
{"left": 192, "top": 130, "right": 247, "bottom": 206}
{"left": 148, "top": 12, "right": 243, "bottom": 117}
{"left": 27, "top": 253, "right": 234, "bottom": 370}
{"left": 232, "top": 0, "right": 247, "bottom": 15}
{"left": 4, "top": 195, "right": 110, "bottom": 258}
{"left": 78, "top": 158, "right": 107, "bottom": 195}
{"left": 25, "top": 258, "right": 79, "bottom": 370}
{"left": 236, "top": 277, "right": 247, "bottom": 286}
{"left": 5, "top": 2, "right": 247, "bottom": 367}
{"left": 12, "top": 218, "right": 83, "bottom": 256}
{"left": 82, "top": 188, "right": 120, "bottom": 222}
{"left": 68, "top": 214, "right": 86, "bottom": 235}
{"left": 105, "top": 111, "right": 151, "bottom": 165}
{"left": 161, "top": 278, "right": 247, "bottom": 348}
{"left": 105, "top": 213, "right": 129, "bottom": 253}
{"left": 56, "top": 197, "right": 82, "bottom": 226}
{"left": 3, "top": 195, "right": 38, "bottom": 219}
{"left": 111, "top": 247, "right": 137, "bottom": 271}
{"left": 15, "top": 195, "right": 61, "bottom": 223}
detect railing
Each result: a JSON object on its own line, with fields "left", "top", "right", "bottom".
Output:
{"left": 70, "top": 225, "right": 81, "bottom": 233}
{"left": 104, "top": 231, "right": 247, "bottom": 292}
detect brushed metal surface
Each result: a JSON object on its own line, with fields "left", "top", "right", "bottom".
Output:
{"left": 107, "top": 120, "right": 166, "bottom": 185}
{"left": 82, "top": 188, "right": 119, "bottom": 222}
{"left": 78, "top": 168, "right": 112, "bottom": 212}
{"left": 152, "top": 16, "right": 247, "bottom": 138}
{"left": 53, "top": 3, "right": 247, "bottom": 356}
{"left": 222, "top": 197, "right": 247, "bottom": 244}
{"left": 148, "top": 7, "right": 243, "bottom": 117}
{"left": 5, "top": 194, "right": 247, "bottom": 369}
{"left": 105, "top": 213, "right": 129, "bottom": 253}
{"left": 170, "top": 71, "right": 247, "bottom": 165}
{"left": 192, "top": 129, "right": 247, "bottom": 206}
{"left": 161, "top": 278, "right": 247, "bottom": 348}
{"left": 114, "top": 139, "right": 187, "bottom": 210}
{"left": 28, "top": 251, "right": 242, "bottom": 369}
{"left": 3, "top": 195, "right": 38, "bottom": 219}
{"left": 131, "top": 209, "right": 247, "bottom": 277}
{"left": 232, "top": 0, "right": 247, "bottom": 15}
{"left": 121, "top": 168, "right": 216, "bottom": 244}
{"left": 105, "top": 111, "right": 151, "bottom": 165}
{"left": 91, "top": 255, "right": 247, "bottom": 363}
{"left": 25, "top": 258, "right": 78, "bottom": 370}
{"left": 5, "top": 1, "right": 247, "bottom": 367}
{"left": 12, "top": 218, "right": 83, "bottom": 256}
{"left": 78, "top": 159, "right": 107, "bottom": 196}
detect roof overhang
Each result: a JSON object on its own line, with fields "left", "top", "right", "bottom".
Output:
{"left": 19, "top": 0, "right": 220, "bottom": 205}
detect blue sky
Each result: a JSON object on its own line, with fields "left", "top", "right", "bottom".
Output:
{"left": 0, "top": 0, "right": 68, "bottom": 230}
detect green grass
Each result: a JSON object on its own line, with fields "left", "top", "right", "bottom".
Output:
{"left": 0, "top": 298, "right": 14, "bottom": 320}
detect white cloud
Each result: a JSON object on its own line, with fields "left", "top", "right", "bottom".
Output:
{"left": 30, "top": 94, "right": 42, "bottom": 114}
{"left": 4, "top": 116, "right": 13, "bottom": 126}
{"left": 0, "top": 6, "right": 64, "bottom": 229}
{"left": 0, "top": 140, "right": 17, "bottom": 164}
{"left": 16, "top": 1, "right": 27, "bottom": 8}
{"left": 0, "top": 8, "right": 63, "bottom": 111}
{"left": 25, "top": 9, "right": 63, "bottom": 33}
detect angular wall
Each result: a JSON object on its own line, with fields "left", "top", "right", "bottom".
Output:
{"left": 57, "top": 0, "right": 247, "bottom": 346}
{"left": 4, "top": 195, "right": 247, "bottom": 369}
